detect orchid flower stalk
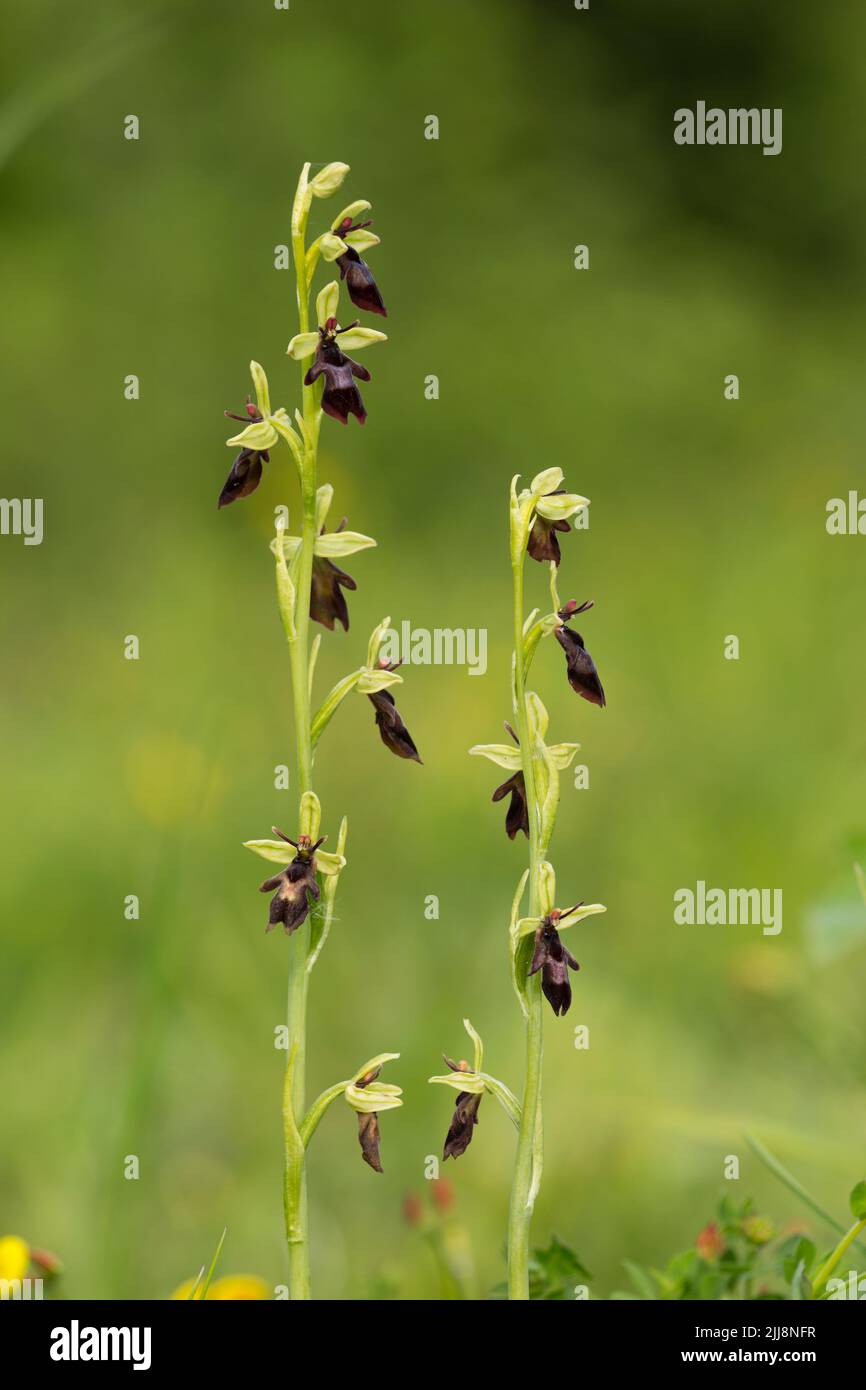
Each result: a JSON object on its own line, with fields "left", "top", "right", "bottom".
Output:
{"left": 219, "top": 162, "right": 416, "bottom": 1300}
{"left": 436, "top": 469, "right": 607, "bottom": 1300}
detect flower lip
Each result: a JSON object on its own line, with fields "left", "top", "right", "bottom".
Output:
{"left": 529, "top": 916, "right": 581, "bottom": 1017}
{"left": 311, "top": 522, "right": 358, "bottom": 632}
{"left": 368, "top": 669, "right": 422, "bottom": 763}
{"left": 304, "top": 321, "right": 370, "bottom": 425}
{"left": 218, "top": 398, "right": 270, "bottom": 508}
{"left": 259, "top": 830, "right": 325, "bottom": 934}
{"left": 334, "top": 225, "right": 388, "bottom": 317}
{"left": 555, "top": 624, "right": 606, "bottom": 708}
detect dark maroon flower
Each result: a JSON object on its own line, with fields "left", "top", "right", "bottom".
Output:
{"left": 529, "top": 907, "right": 583, "bottom": 1017}
{"left": 369, "top": 662, "right": 421, "bottom": 763}
{"left": 218, "top": 399, "right": 269, "bottom": 508}
{"left": 555, "top": 616, "right": 605, "bottom": 708}
{"left": 354, "top": 1064, "right": 387, "bottom": 1173}
{"left": 259, "top": 830, "right": 324, "bottom": 934}
{"left": 334, "top": 216, "right": 388, "bottom": 318}
{"left": 357, "top": 1111, "right": 383, "bottom": 1173}
{"left": 528, "top": 491, "right": 571, "bottom": 565}
{"left": 492, "top": 771, "right": 528, "bottom": 840}
{"left": 310, "top": 519, "right": 357, "bottom": 632}
{"left": 490, "top": 721, "right": 527, "bottom": 839}
{"left": 441, "top": 1057, "right": 482, "bottom": 1161}
{"left": 304, "top": 317, "right": 371, "bottom": 425}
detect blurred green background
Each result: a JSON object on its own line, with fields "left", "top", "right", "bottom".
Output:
{"left": 2, "top": 0, "right": 865, "bottom": 1299}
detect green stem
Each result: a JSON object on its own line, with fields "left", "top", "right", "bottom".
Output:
{"left": 280, "top": 172, "right": 321, "bottom": 1300}
{"left": 811, "top": 1216, "right": 866, "bottom": 1297}
{"left": 507, "top": 551, "right": 544, "bottom": 1300}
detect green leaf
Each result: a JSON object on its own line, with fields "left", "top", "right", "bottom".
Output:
{"left": 528, "top": 1236, "right": 591, "bottom": 1300}
{"left": 622, "top": 1259, "right": 656, "bottom": 1300}
{"left": 780, "top": 1235, "right": 816, "bottom": 1284}
{"left": 849, "top": 1181, "right": 866, "bottom": 1220}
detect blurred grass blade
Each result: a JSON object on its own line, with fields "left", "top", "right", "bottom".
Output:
{"left": 0, "top": 12, "right": 166, "bottom": 172}
{"left": 746, "top": 1132, "right": 866, "bottom": 1256}
{"left": 200, "top": 1227, "right": 227, "bottom": 1299}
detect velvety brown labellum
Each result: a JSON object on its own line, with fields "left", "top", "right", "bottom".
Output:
{"left": 310, "top": 555, "right": 356, "bottom": 631}
{"left": 304, "top": 331, "right": 370, "bottom": 425}
{"left": 443, "top": 1090, "right": 482, "bottom": 1161}
{"left": 527, "top": 514, "right": 570, "bottom": 565}
{"left": 368, "top": 689, "right": 422, "bottom": 762}
{"left": 337, "top": 247, "right": 388, "bottom": 318}
{"left": 357, "top": 1111, "right": 383, "bottom": 1173}
{"left": 259, "top": 831, "right": 325, "bottom": 934}
{"left": 555, "top": 625, "right": 606, "bottom": 707}
{"left": 529, "top": 923, "right": 580, "bottom": 1017}
{"left": 491, "top": 770, "right": 529, "bottom": 840}
{"left": 218, "top": 447, "right": 265, "bottom": 508}
{"left": 260, "top": 857, "right": 320, "bottom": 934}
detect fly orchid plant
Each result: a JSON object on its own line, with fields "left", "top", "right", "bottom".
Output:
{"left": 218, "top": 162, "right": 418, "bottom": 1300}
{"left": 433, "top": 468, "right": 607, "bottom": 1300}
